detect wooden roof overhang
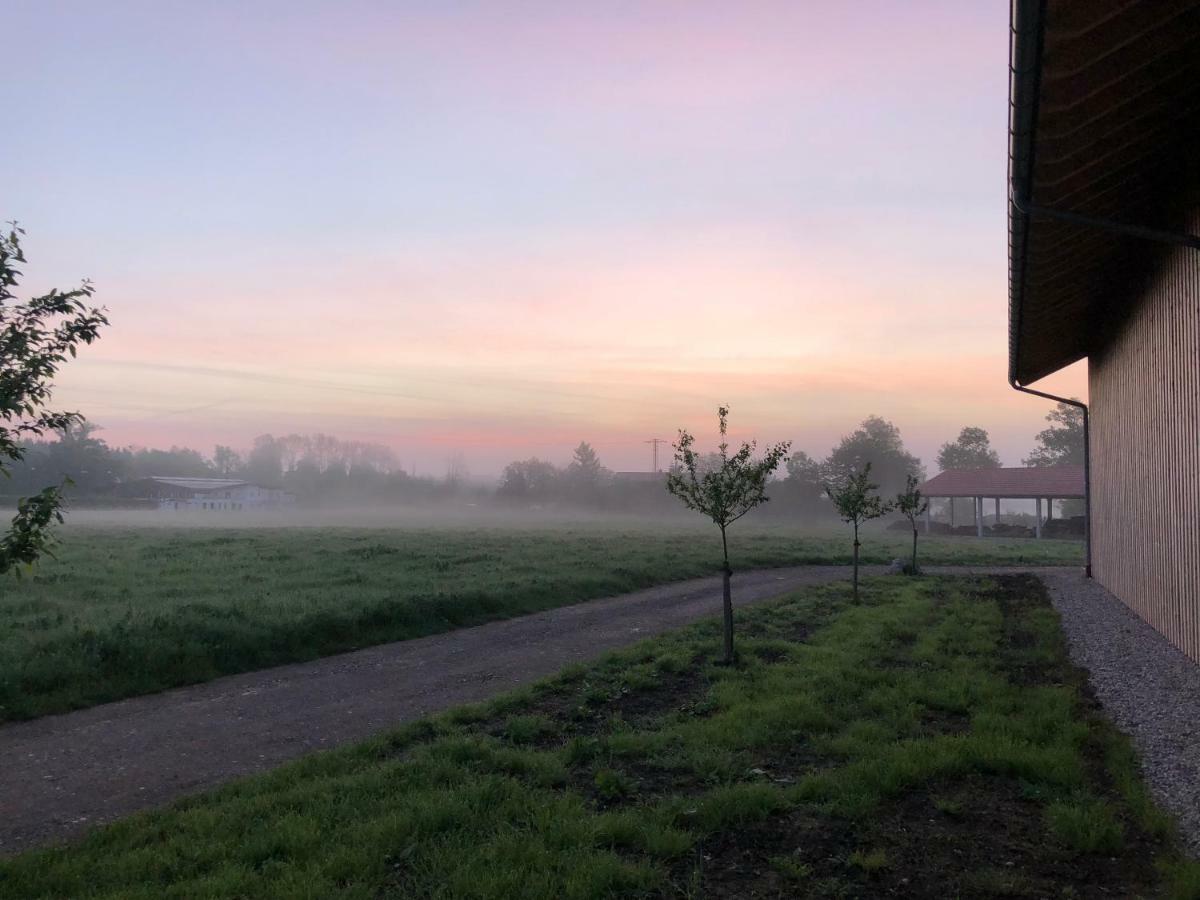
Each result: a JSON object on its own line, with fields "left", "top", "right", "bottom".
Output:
{"left": 1008, "top": 0, "right": 1200, "bottom": 385}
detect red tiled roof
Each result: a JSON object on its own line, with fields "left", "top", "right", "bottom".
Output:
{"left": 920, "top": 466, "right": 1084, "bottom": 499}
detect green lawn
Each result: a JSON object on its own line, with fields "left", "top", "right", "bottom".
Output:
{"left": 0, "top": 522, "right": 1083, "bottom": 721}
{"left": 1, "top": 575, "right": 1191, "bottom": 899}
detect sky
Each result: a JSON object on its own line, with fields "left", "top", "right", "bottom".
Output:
{"left": 5, "top": 0, "right": 1086, "bottom": 478}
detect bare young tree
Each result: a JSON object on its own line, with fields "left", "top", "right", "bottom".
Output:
{"left": 827, "top": 463, "right": 891, "bottom": 601}
{"left": 0, "top": 224, "right": 107, "bottom": 574}
{"left": 445, "top": 453, "right": 469, "bottom": 491}
{"left": 894, "top": 473, "right": 928, "bottom": 575}
{"left": 667, "top": 406, "right": 790, "bottom": 663}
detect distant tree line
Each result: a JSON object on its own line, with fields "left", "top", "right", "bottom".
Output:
{"left": 0, "top": 426, "right": 477, "bottom": 508}
{"left": 1, "top": 406, "right": 1083, "bottom": 515}
{"left": 494, "top": 408, "right": 1082, "bottom": 518}
{"left": 487, "top": 416, "right": 926, "bottom": 518}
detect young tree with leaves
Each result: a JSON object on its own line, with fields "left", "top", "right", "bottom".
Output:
{"left": 0, "top": 224, "right": 107, "bottom": 574}
{"left": 827, "top": 463, "right": 891, "bottom": 601}
{"left": 894, "top": 474, "right": 929, "bottom": 575}
{"left": 667, "top": 407, "right": 790, "bottom": 664}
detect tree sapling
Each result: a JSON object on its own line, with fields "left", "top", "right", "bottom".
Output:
{"left": 894, "top": 474, "right": 929, "bottom": 575}
{"left": 666, "top": 406, "right": 789, "bottom": 664}
{"left": 827, "top": 463, "right": 891, "bottom": 601}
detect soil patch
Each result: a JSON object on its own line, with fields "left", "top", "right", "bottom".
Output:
{"left": 667, "top": 576, "right": 1170, "bottom": 898}
{"left": 676, "top": 776, "right": 1161, "bottom": 898}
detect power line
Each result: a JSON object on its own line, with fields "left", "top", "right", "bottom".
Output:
{"left": 644, "top": 438, "right": 667, "bottom": 473}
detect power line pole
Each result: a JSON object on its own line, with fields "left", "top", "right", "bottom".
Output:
{"left": 644, "top": 438, "right": 667, "bottom": 473}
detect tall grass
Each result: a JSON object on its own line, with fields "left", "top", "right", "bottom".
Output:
{"left": 0, "top": 575, "right": 1186, "bottom": 900}
{"left": 0, "top": 523, "right": 1082, "bottom": 720}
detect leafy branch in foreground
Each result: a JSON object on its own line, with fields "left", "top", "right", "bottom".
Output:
{"left": 0, "top": 222, "right": 107, "bottom": 575}
{"left": 666, "top": 406, "right": 790, "bottom": 663}
{"left": 0, "top": 486, "right": 68, "bottom": 575}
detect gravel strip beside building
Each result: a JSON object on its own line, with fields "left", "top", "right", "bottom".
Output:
{"left": 1040, "top": 571, "right": 1200, "bottom": 856}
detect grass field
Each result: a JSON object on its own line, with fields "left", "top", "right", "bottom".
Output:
{"left": 0, "top": 521, "right": 1083, "bottom": 722}
{"left": 1, "top": 574, "right": 1192, "bottom": 899}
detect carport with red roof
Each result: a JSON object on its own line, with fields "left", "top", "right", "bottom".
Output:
{"left": 919, "top": 466, "right": 1085, "bottom": 539}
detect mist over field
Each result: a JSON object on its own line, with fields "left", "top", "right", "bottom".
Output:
{"left": 15, "top": 4, "right": 1190, "bottom": 897}
{"left": 2, "top": 405, "right": 1086, "bottom": 536}
{"left": 57, "top": 505, "right": 693, "bottom": 530}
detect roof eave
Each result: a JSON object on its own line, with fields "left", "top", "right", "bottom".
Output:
{"left": 1007, "top": 0, "right": 1047, "bottom": 387}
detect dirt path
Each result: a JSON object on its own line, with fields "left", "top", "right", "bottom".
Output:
{"left": 0, "top": 564, "right": 1070, "bottom": 856}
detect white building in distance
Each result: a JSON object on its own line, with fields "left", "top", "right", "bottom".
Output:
{"left": 128, "top": 477, "right": 295, "bottom": 512}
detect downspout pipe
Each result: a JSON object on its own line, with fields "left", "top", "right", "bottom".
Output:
{"left": 1009, "top": 381, "right": 1091, "bottom": 577}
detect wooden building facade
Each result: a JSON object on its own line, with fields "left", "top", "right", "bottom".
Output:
{"left": 1088, "top": 209, "right": 1200, "bottom": 661}
{"left": 1009, "top": 1, "right": 1200, "bottom": 661}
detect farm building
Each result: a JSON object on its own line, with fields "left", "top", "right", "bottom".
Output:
{"left": 920, "top": 466, "right": 1084, "bottom": 539}
{"left": 1009, "top": 1, "right": 1200, "bottom": 660}
{"left": 125, "top": 477, "right": 294, "bottom": 512}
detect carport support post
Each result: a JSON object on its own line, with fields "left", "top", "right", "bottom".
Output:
{"left": 949, "top": 500, "right": 955, "bottom": 528}
{"left": 1034, "top": 498, "right": 1042, "bottom": 539}
{"left": 975, "top": 496, "right": 983, "bottom": 538}
{"left": 1046, "top": 498, "right": 1053, "bottom": 521}
{"left": 994, "top": 497, "right": 1001, "bottom": 523}
{"left": 924, "top": 502, "right": 931, "bottom": 534}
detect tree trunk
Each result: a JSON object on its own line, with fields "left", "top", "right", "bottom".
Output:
{"left": 852, "top": 522, "right": 860, "bottom": 602}
{"left": 719, "top": 526, "right": 735, "bottom": 664}
{"left": 911, "top": 525, "right": 918, "bottom": 574}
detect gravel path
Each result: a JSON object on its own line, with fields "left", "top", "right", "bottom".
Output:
{"left": 1040, "top": 571, "right": 1200, "bottom": 856}
{"left": 0, "top": 564, "right": 884, "bottom": 856}
{"left": 0, "top": 564, "right": 1119, "bottom": 859}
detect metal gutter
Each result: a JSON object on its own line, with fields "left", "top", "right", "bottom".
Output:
{"left": 1007, "top": 0, "right": 1045, "bottom": 388}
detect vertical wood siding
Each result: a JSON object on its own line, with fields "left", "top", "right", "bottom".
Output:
{"left": 1090, "top": 211, "right": 1200, "bottom": 662}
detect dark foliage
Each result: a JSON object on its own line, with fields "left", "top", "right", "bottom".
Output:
{"left": 826, "top": 415, "right": 924, "bottom": 498}
{"left": 0, "top": 224, "right": 107, "bottom": 574}
{"left": 937, "top": 426, "right": 1001, "bottom": 471}
{"left": 1025, "top": 402, "right": 1085, "bottom": 467}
